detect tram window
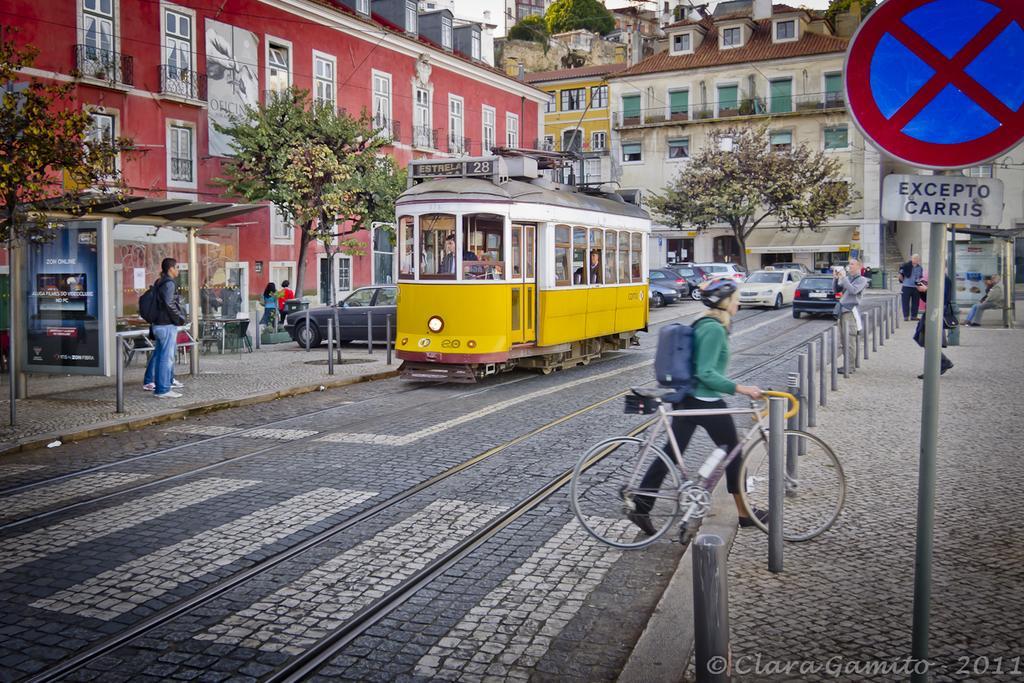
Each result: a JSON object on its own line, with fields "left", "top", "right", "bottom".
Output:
{"left": 605, "top": 231, "right": 618, "bottom": 284}
{"left": 554, "top": 225, "right": 571, "bottom": 286}
{"left": 511, "top": 225, "right": 522, "bottom": 278}
{"left": 419, "top": 213, "right": 456, "bottom": 280}
{"left": 463, "top": 213, "right": 505, "bottom": 280}
{"left": 525, "top": 225, "right": 536, "bottom": 279}
{"left": 619, "top": 232, "right": 630, "bottom": 283}
{"left": 589, "top": 229, "right": 603, "bottom": 284}
{"left": 572, "top": 227, "right": 586, "bottom": 285}
{"left": 399, "top": 216, "right": 415, "bottom": 280}
{"left": 631, "top": 232, "right": 643, "bottom": 282}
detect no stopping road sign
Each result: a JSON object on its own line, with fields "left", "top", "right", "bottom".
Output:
{"left": 845, "top": 0, "right": 1024, "bottom": 169}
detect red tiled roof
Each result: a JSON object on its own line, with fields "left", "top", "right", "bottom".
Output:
{"left": 613, "top": 19, "right": 848, "bottom": 78}
{"left": 524, "top": 63, "right": 629, "bottom": 84}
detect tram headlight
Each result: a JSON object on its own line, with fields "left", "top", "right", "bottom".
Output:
{"left": 427, "top": 316, "right": 444, "bottom": 333}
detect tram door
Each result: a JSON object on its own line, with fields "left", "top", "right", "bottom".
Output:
{"left": 511, "top": 224, "right": 537, "bottom": 344}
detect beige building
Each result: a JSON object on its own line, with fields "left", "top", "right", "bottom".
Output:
{"left": 607, "top": 1, "right": 883, "bottom": 272}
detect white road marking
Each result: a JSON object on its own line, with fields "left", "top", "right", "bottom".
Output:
{"left": 240, "top": 428, "right": 319, "bottom": 440}
{"left": 415, "top": 517, "right": 633, "bottom": 679}
{"left": 163, "top": 425, "right": 240, "bottom": 436}
{"left": 32, "top": 487, "right": 377, "bottom": 619}
{"left": 194, "top": 499, "right": 509, "bottom": 654}
{"left": 0, "top": 472, "right": 152, "bottom": 522}
{"left": 0, "top": 478, "right": 258, "bottom": 572}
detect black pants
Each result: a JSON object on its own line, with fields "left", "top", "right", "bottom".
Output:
{"left": 635, "top": 396, "right": 740, "bottom": 515}
{"left": 901, "top": 286, "right": 921, "bottom": 320}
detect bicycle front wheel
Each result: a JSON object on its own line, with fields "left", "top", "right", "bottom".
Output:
{"left": 738, "top": 429, "right": 846, "bottom": 541}
{"left": 570, "top": 436, "right": 681, "bottom": 549}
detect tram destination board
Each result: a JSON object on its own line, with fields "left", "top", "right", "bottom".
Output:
{"left": 410, "top": 157, "right": 501, "bottom": 182}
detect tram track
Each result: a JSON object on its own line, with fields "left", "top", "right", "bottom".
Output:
{"left": 20, "top": 307, "right": 832, "bottom": 683}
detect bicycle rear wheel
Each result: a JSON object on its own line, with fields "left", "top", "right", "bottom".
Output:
{"left": 570, "top": 437, "right": 681, "bottom": 549}
{"left": 738, "top": 429, "right": 846, "bottom": 541}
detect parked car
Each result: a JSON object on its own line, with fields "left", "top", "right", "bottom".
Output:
{"left": 696, "top": 262, "right": 747, "bottom": 282}
{"left": 649, "top": 268, "right": 690, "bottom": 298}
{"left": 665, "top": 264, "right": 710, "bottom": 300}
{"left": 648, "top": 282, "right": 679, "bottom": 308}
{"left": 768, "top": 262, "right": 812, "bottom": 275}
{"left": 284, "top": 286, "right": 397, "bottom": 347}
{"left": 738, "top": 269, "right": 803, "bottom": 309}
{"left": 792, "top": 275, "right": 841, "bottom": 318}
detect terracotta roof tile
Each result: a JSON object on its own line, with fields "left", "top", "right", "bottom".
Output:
{"left": 614, "top": 19, "right": 848, "bottom": 78}
{"left": 524, "top": 63, "right": 629, "bottom": 84}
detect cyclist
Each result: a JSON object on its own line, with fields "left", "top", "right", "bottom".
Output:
{"left": 629, "top": 279, "right": 766, "bottom": 536}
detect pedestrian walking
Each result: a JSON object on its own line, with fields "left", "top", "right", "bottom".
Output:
{"left": 899, "top": 254, "right": 924, "bottom": 321}
{"left": 965, "top": 274, "right": 1003, "bottom": 326}
{"left": 260, "top": 282, "right": 278, "bottom": 327}
{"left": 143, "top": 258, "right": 188, "bottom": 398}
{"left": 913, "top": 274, "right": 955, "bottom": 378}
{"left": 628, "top": 280, "right": 765, "bottom": 536}
{"left": 277, "top": 280, "right": 296, "bottom": 315}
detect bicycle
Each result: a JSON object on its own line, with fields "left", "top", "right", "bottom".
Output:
{"left": 569, "top": 388, "right": 846, "bottom": 550}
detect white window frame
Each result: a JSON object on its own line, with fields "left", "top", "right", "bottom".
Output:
{"left": 619, "top": 92, "right": 641, "bottom": 124}
{"left": 621, "top": 141, "right": 643, "bottom": 165}
{"left": 714, "top": 79, "right": 741, "bottom": 118}
{"left": 312, "top": 50, "right": 337, "bottom": 109}
{"left": 269, "top": 205, "right": 295, "bottom": 245}
{"left": 86, "top": 107, "right": 120, "bottom": 175}
{"left": 441, "top": 16, "right": 453, "bottom": 50}
{"left": 561, "top": 87, "right": 586, "bottom": 112}
{"left": 591, "top": 130, "right": 606, "bottom": 151}
{"left": 79, "top": 0, "right": 118, "bottom": 69}
{"left": 506, "top": 112, "right": 519, "bottom": 148}
{"left": 413, "top": 85, "right": 433, "bottom": 148}
{"left": 667, "top": 136, "right": 690, "bottom": 162}
{"left": 770, "top": 128, "right": 794, "bottom": 153}
{"left": 161, "top": 3, "right": 196, "bottom": 88}
{"left": 355, "top": 0, "right": 369, "bottom": 15}
{"left": 482, "top": 105, "right": 496, "bottom": 153}
{"left": 667, "top": 86, "right": 690, "bottom": 119}
{"left": 543, "top": 134, "right": 555, "bottom": 151}
{"left": 448, "top": 94, "right": 465, "bottom": 154}
{"left": 590, "top": 84, "right": 608, "bottom": 109}
{"left": 166, "top": 120, "right": 196, "bottom": 189}
{"left": 773, "top": 18, "right": 798, "bottom": 43}
{"left": 823, "top": 124, "right": 851, "bottom": 152}
{"left": 670, "top": 31, "right": 693, "bottom": 55}
{"left": 269, "top": 261, "right": 296, "bottom": 295}
{"left": 822, "top": 70, "right": 844, "bottom": 107}
{"left": 265, "top": 36, "right": 293, "bottom": 96}
{"left": 372, "top": 70, "right": 393, "bottom": 133}
{"left": 471, "top": 30, "right": 481, "bottom": 60}
{"left": 317, "top": 253, "right": 351, "bottom": 304}
{"left": 405, "top": 0, "right": 418, "bottom": 34}
{"left": 719, "top": 24, "right": 744, "bottom": 50}
{"left": 545, "top": 91, "right": 556, "bottom": 113}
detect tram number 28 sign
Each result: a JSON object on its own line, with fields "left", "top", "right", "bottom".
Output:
{"left": 845, "top": 0, "right": 1024, "bottom": 170}
{"left": 881, "top": 174, "right": 1004, "bottom": 224}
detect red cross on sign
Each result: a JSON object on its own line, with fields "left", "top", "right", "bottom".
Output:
{"left": 845, "top": 0, "right": 1024, "bottom": 169}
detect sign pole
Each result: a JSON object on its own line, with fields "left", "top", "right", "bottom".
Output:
{"left": 911, "top": 211, "right": 948, "bottom": 679}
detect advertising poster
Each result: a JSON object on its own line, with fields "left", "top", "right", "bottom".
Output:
{"left": 205, "top": 19, "right": 258, "bottom": 157}
{"left": 26, "top": 222, "right": 102, "bottom": 372}
{"left": 953, "top": 242, "right": 999, "bottom": 304}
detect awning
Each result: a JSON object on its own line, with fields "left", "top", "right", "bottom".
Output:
{"left": 24, "top": 193, "right": 261, "bottom": 227}
{"left": 745, "top": 226, "right": 855, "bottom": 254}
{"left": 112, "top": 224, "right": 219, "bottom": 245}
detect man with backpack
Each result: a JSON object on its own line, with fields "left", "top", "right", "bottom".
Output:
{"left": 142, "top": 258, "right": 188, "bottom": 398}
{"left": 629, "top": 280, "right": 765, "bottom": 536}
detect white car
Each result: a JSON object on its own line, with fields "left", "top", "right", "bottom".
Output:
{"left": 696, "top": 262, "right": 747, "bottom": 282}
{"left": 739, "top": 269, "right": 804, "bottom": 308}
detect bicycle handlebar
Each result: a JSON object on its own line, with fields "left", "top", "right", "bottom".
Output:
{"left": 759, "top": 390, "right": 799, "bottom": 420}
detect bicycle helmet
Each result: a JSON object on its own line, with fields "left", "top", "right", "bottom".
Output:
{"left": 699, "top": 279, "right": 738, "bottom": 308}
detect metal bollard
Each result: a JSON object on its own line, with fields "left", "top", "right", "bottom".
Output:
{"left": 877, "top": 307, "right": 885, "bottom": 347}
{"left": 853, "top": 318, "right": 861, "bottom": 371}
{"left": 386, "top": 314, "right": 393, "bottom": 365}
{"left": 806, "top": 343, "right": 817, "bottom": 427}
{"left": 327, "top": 318, "right": 335, "bottom": 375}
{"left": 333, "top": 307, "right": 342, "bottom": 364}
{"left": 872, "top": 308, "right": 879, "bottom": 352}
{"left": 819, "top": 334, "right": 827, "bottom": 408}
{"left": 831, "top": 325, "right": 839, "bottom": 390}
{"left": 863, "top": 313, "right": 870, "bottom": 362}
{"left": 894, "top": 297, "right": 901, "bottom": 329}
{"left": 304, "top": 307, "right": 311, "bottom": 352}
{"left": 115, "top": 337, "right": 125, "bottom": 414}
{"left": 842, "top": 317, "right": 850, "bottom": 379}
{"left": 788, "top": 370, "right": 803, "bottom": 462}
{"left": 367, "top": 310, "right": 374, "bottom": 355}
{"left": 252, "top": 311, "right": 261, "bottom": 351}
{"left": 768, "top": 396, "right": 786, "bottom": 573}
{"left": 693, "top": 534, "right": 730, "bottom": 683}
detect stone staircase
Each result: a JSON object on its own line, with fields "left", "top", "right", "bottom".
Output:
{"left": 883, "top": 237, "right": 904, "bottom": 289}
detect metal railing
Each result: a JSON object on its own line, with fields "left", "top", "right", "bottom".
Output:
{"left": 73, "top": 45, "right": 134, "bottom": 87}
{"left": 170, "top": 157, "right": 193, "bottom": 183}
{"left": 159, "top": 64, "right": 207, "bottom": 101}
{"left": 445, "top": 135, "right": 472, "bottom": 155}
{"left": 372, "top": 116, "right": 401, "bottom": 142}
{"left": 613, "top": 91, "right": 846, "bottom": 128}
{"left": 412, "top": 125, "right": 438, "bottom": 149}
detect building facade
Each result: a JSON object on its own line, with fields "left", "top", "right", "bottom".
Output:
{"left": 5, "top": 0, "right": 544, "bottom": 312}
{"left": 607, "top": 3, "right": 883, "bottom": 272}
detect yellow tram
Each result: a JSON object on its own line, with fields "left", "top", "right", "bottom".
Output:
{"left": 395, "top": 154, "right": 652, "bottom": 382}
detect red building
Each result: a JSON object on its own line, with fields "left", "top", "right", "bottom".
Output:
{"left": 3, "top": 0, "right": 545, "bottom": 313}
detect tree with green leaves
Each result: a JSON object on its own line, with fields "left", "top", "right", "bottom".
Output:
{"left": 545, "top": 0, "right": 615, "bottom": 36}
{"left": 0, "top": 30, "right": 133, "bottom": 242}
{"left": 214, "top": 89, "right": 405, "bottom": 300}
{"left": 825, "top": 0, "right": 876, "bottom": 22}
{"left": 508, "top": 15, "right": 549, "bottom": 43}
{"left": 647, "top": 127, "right": 856, "bottom": 270}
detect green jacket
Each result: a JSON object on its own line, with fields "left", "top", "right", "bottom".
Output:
{"left": 693, "top": 318, "right": 737, "bottom": 399}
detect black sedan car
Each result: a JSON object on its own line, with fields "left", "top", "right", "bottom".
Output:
{"left": 792, "top": 276, "right": 840, "bottom": 318}
{"left": 665, "top": 264, "right": 710, "bottom": 300}
{"left": 284, "top": 286, "right": 397, "bottom": 347}
{"left": 649, "top": 268, "right": 691, "bottom": 299}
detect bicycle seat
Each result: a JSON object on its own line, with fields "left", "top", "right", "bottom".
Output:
{"left": 630, "top": 387, "right": 680, "bottom": 400}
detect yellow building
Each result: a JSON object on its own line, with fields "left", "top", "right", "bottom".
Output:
{"left": 525, "top": 63, "right": 626, "bottom": 186}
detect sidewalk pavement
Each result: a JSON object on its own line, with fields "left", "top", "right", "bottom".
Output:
{"left": 712, "top": 321, "right": 1023, "bottom": 680}
{"left": 0, "top": 341, "right": 397, "bottom": 455}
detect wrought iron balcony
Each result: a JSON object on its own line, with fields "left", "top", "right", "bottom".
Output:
{"left": 412, "top": 126, "right": 438, "bottom": 149}
{"left": 372, "top": 115, "right": 401, "bottom": 142}
{"left": 159, "top": 64, "right": 207, "bottom": 101}
{"left": 170, "top": 157, "right": 193, "bottom": 183}
{"left": 446, "top": 135, "right": 471, "bottom": 156}
{"left": 73, "top": 45, "right": 134, "bottom": 87}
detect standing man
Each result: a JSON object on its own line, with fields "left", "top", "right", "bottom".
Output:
{"left": 966, "top": 274, "right": 1003, "bottom": 326}
{"left": 143, "top": 258, "right": 187, "bottom": 398}
{"left": 836, "top": 258, "right": 868, "bottom": 332}
{"left": 899, "top": 253, "right": 924, "bottom": 321}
